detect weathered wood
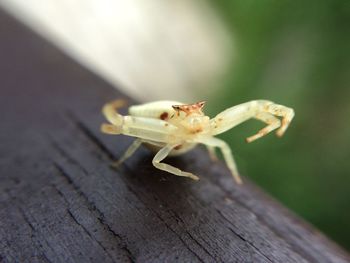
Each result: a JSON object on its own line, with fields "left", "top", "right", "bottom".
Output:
{"left": 0, "top": 8, "right": 349, "bottom": 263}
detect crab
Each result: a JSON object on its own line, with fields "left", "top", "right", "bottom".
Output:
{"left": 101, "top": 99, "right": 294, "bottom": 184}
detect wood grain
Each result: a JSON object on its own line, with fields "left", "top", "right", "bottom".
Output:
{"left": 0, "top": 9, "right": 349, "bottom": 263}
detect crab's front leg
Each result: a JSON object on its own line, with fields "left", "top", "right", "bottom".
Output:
{"left": 211, "top": 100, "right": 294, "bottom": 142}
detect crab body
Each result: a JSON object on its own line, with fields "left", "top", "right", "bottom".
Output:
{"left": 129, "top": 100, "right": 210, "bottom": 156}
{"left": 101, "top": 99, "right": 294, "bottom": 183}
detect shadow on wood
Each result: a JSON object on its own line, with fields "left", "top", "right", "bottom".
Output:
{"left": 0, "top": 8, "right": 349, "bottom": 263}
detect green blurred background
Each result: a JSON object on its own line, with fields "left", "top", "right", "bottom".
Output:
{"left": 207, "top": 0, "right": 350, "bottom": 250}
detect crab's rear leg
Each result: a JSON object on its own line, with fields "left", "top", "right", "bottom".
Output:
{"left": 153, "top": 145, "right": 199, "bottom": 180}
{"left": 211, "top": 100, "right": 294, "bottom": 141}
{"left": 111, "top": 138, "right": 143, "bottom": 167}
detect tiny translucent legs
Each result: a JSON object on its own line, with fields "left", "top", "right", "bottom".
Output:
{"left": 110, "top": 139, "right": 199, "bottom": 181}
{"left": 211, "top": 100, "right": 294, "bottom": 143}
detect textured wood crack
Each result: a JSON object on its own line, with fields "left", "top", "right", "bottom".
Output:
{"left": 53, "top": 164, "right": 135, "bottom": 262}
{"left": 16, "top": 203, "right": 56, "bottom": 263}
{"left": 226, "top": 226, "right": 273, "bottom": 263}
{"left": 206, "top": 173, "right": 331, "bottom": 263}
{"left": 66, "top": 209, "right": 118, "bottom": 263}
{"left": 65, "top": 111, "right": 115, "bottom": 160}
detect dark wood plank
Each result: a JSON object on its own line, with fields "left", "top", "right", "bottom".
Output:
{"left": 0, "top": 8, "right": 349, "bottom": 263}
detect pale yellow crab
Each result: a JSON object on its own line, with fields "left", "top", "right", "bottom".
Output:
{"left": 101, "top": 99, "right": 294, "bottom": 184}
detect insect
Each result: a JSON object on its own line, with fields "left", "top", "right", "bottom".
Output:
{"left": 101, "top": 99, "right": 294, "bottom": 184}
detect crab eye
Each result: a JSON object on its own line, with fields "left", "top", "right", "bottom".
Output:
{"left": 172, "top": 105, "right": 181, "bottom": 111}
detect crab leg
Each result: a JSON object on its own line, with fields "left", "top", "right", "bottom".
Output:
{"left": 246, "top": 112, "right": 281, "bottom": 143}
{"left": 111, "top": 138, "right": 143, "bottom": 167}
{"left": 197, "top": 137, "right": 242, "bottom": 184}
{"left": 152, "top": 145, "right": 199, "bottom": 180}
{"left": 211, "top": 100, "right": 294, "bottom": 141}
{"left": 206, "top": 145, "right": 219, "bottom": 161}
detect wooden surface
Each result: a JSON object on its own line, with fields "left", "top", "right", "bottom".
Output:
{"left": 0, "top": 9, "right": 349, "bottom": 263}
